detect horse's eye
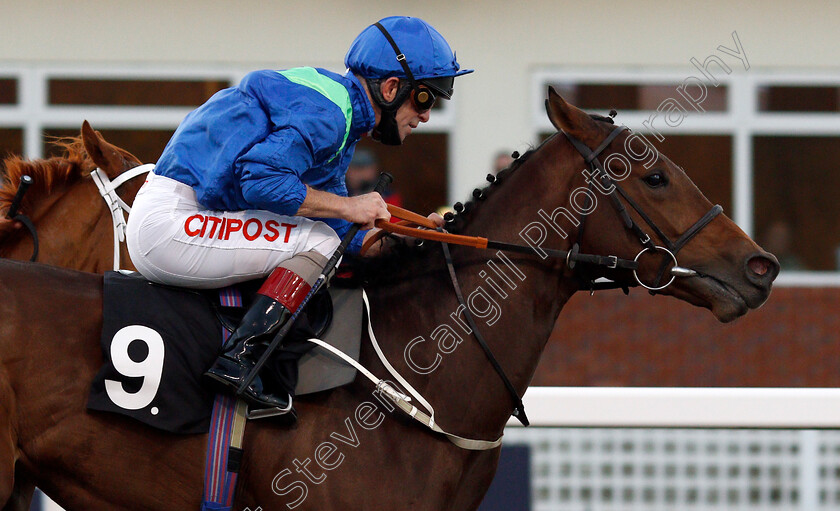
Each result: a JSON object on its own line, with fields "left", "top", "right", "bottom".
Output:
{"left": 643, "top": 172, "right": 667, "bottom": 188}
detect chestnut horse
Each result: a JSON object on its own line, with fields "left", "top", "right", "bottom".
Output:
{"left": 0, "top": 121, "right": 144, "bottom": 271}
{"left": 0, "top": 91, "right": 778, "bottom": 511}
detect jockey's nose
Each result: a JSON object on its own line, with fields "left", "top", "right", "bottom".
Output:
{"left": 419, "top": 110, "right": 431, "bottom": 123}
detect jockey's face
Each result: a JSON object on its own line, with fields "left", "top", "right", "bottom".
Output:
{"left": 367, "top": 76, "right": 431, "bottom": 142}
{"left": 394, "top": 93, "right": 431, "bottom": 142}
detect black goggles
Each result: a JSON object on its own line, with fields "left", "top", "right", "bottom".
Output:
{"left": 374, "top": 22, "right": 454, "bottom": 112}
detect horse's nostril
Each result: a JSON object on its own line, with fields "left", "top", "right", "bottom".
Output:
{"left": 748, "top": 256, "right": 771, "bottom": 276}
{"left": 744, "top": 252, "right": 780, "bottom": 286}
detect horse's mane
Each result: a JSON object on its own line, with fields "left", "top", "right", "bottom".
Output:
{"left": 0, "top": 136, "right": 96, "bottom": 216}
{"left": 344, "top": 113, "right": 616, "bottom": 286}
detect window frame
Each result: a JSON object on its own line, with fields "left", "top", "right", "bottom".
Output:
{"left": 0, "top": 62, "right": 455, "bottom": 156}
{"left": 532, "top": 68, "right": 840, "bottom": 286}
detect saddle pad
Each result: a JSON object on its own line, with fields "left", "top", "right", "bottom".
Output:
{"left": 87, "top": 271, "right": 363, "bottom": 433}
{"left": 295, "top": 286, "right": 362, "bottom": 395}
{"left": 87, "top": 271, "right": 221, "bottom": 433}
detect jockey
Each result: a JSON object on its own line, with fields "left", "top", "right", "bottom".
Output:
{"left": 125, "top": 16, "right": 472, "bottom": 412}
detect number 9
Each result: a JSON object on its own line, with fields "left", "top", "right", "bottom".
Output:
{"left": 104, "top": 325, "right": 165, "bottom": 411}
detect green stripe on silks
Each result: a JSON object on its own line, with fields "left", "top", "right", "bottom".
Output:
{"left": 279, "top": 67, "right": 353, "bottom": 163}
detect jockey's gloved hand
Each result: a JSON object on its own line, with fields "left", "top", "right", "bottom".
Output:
{"left": 343, "top": 192, "right": 390, "bottom": 230}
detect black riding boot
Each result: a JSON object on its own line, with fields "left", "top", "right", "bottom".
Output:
{"left": 203, "top": 294, "right": 292, "bottom": 409}
{"left": 203, "top": 267, "right": 312, "bottom": 410}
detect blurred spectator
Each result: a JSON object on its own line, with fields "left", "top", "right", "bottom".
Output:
{"left": 762, "top": 220, "right": 806, "bottom": 271}
{"left": 346, "top": 148, "right": 403, "bottom": 208}
{"left": 491, "top": 150, "right": 514, "bottom": 175}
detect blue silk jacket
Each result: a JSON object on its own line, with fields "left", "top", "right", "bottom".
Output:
{"left": 154, "top": 67, "right": 376, "bottom": 253}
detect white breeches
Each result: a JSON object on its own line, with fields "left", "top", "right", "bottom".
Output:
{"left": 126, "top": 172, "right": 340, "bottom": 289}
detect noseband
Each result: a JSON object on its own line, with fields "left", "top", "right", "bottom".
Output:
{"left": 562, "top": 125, "right": 723, "bottom": 292}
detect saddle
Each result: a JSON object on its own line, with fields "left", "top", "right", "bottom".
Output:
{"left": 87, "top": 271, "right": 363, "bottom": 434}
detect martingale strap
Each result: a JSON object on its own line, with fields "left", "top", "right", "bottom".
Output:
{"left": 303, "top": 290, "right": 503, "bottom": 450}
{"left": 442, "top": 242, "right": 529, "bottom": 426}
{"left": 10, "top": 214, "right": 39, "bottom": 262}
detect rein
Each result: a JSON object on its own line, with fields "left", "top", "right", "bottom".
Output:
{"left": 4, "top": 175, "right": 39, "bottom": 261}
{"left": 89, "top": 163, "right": 153, "bottom": 270}
{"left": 362, "top": 204, "right": 641, "bottom": 272}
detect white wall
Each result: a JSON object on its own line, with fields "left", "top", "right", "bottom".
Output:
{"left": 2, "top": 0, "right": 837, "bottom": 202}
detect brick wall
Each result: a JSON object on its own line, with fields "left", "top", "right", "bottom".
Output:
{"left": 533, "top": 287, "right": 840, "bottom": 387}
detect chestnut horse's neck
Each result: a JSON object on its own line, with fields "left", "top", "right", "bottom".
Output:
{"left": 367, "top": 134, "right": 585, "bottom": 442}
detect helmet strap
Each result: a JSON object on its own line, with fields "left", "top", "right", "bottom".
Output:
{"left": 366, "top": 78, "right": 412, "bottom": 146}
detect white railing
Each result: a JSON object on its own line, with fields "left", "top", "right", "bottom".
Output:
{"left": 503, "top": 387, "right": 840, "bottom": 511}
{"left": 507, "top": 387, "right": 840, "bottom": 428}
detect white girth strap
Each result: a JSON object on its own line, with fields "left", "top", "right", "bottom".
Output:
{"left": 303, "top": 290, "right": 503, "bottom": 451}
{"left": 90, "top": 164, "right": 154, "bottom": 271}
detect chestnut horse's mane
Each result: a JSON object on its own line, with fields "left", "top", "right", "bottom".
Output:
{"left": 0, "top": 136, "right": 96, "bottom": 215}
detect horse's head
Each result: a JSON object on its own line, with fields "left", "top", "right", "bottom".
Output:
{"left": 545, "top": 88, "right": 779, "bottom": 322}
{"left": 0, "top": 121, "right": 143, "bottom": 270}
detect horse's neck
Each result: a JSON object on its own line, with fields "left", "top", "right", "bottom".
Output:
{"left": 37, "top": 170, "right": 144, "bottom": 272}
{"left": 370, "top": 144, "right": 582, "bottom": 440}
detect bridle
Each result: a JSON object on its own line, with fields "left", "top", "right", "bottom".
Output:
{"left": 3, "top": 163, "right": 152, "bottom": 269}
{"left": 562, "top": 125, "right": 723, "bottom": 292}
{"left": 90, "top": 164, "right": 154, "bottom": 271}
{"left": 371, "top": 122, "right": 724, "bottom": 427}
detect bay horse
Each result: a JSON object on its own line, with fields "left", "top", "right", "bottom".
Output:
{"left": 0, "top": 91, "right": 778, "bottom": 511}
{"left": 0, "top": 121, "right": 145, "bottom": 271}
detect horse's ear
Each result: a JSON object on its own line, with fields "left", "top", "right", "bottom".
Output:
{"left": 81, "top": 121, "right": 128, "bottom": 178}
{"left": 545, "top": 87, "right": 599, "bottom": 141}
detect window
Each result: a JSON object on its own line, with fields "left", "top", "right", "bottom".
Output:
{"left": 753, "top": 136, "right": 840, "bottom": 271}
{"left": 0, "top": 77, "right": 21, "bottom": 159}
{"left": 551, "top": 82, "right": 727, "bottom": 112}
{"left": 758, "top": 85, "right": 840, "bottom": 113}
{"left": 0, "top": 78, "right": 16, "bottom": 104}
{"left": 353, "top": 134, "right": 449, "bottom": 215}
{"left": 0, "top": 128, "right": 23, "bottom": 158}
{"left": 48, "top": 78, "right": 230, "bottom": 107}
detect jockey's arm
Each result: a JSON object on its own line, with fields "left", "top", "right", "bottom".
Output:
{"left": 296, "top": 186, "right": 390, "bottom": 231}
{"left": 295, "top": 186, "right": 444, "bottom": 257}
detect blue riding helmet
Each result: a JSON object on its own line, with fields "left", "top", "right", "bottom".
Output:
{"left": 345, "top": 16, "right": 472, "bottom": 145}
{"left": 345, "top": 16, "right": 473, "bottom": 91}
